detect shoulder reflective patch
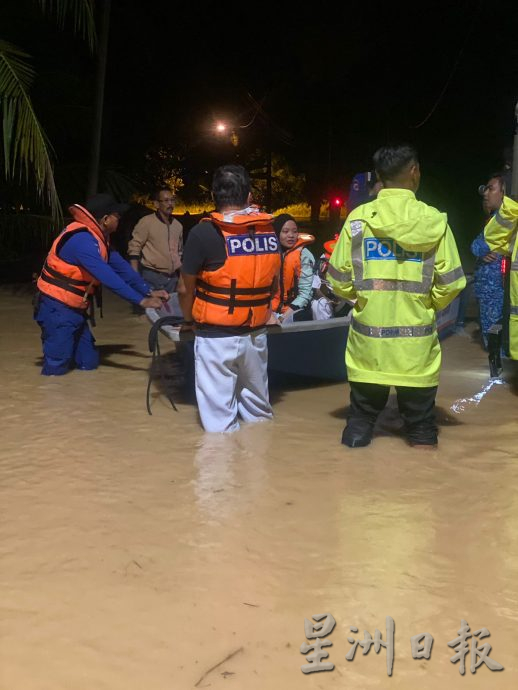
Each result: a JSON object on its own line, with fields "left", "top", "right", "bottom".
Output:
{"left": 350, "top": 220, "right": 363, "bottom": 236}
{"left": 364, "top": 238, "right": 423, "bottom": 262}
{"left": 226, "top": 233, "right": 279, "bottom": 256}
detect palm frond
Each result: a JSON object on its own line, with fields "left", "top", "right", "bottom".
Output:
{"left": 0, "top": 41, "right": 62, "bottom": 222}
{"left": 0, "top": 212, "right": 56, "bottom": 255}
{"left": 38, "top": 0, "right": 97, "bottom": 52}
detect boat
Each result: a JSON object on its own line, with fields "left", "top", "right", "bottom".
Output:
{"left": 146, "top": 292, "right": 461, "bottom": 382}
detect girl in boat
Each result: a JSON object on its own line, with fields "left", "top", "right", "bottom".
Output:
{"left": 271, "top": 214, "right": 315, "bottom": 323}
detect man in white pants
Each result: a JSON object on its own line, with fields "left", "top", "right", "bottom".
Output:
{"left": 177, "top": 165, "right": 281, "bottom": 432}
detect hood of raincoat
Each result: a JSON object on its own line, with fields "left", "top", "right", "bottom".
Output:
{"left": 350, "top": 188, "right": 448, "bottom": 252}
{"left": 499, "top": 195, "right": 518, "bottom": 222}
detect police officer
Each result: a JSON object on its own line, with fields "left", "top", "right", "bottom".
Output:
{"left": 484, "top": 194, "right": 518, "bottom": 359}
{"left": 177, "top": 165, "right": 281, "bottom": 433}
{"left": 471, "top": 174, "right": 505, "bottom": 375}
{"left": 328, "top": 144, "right": 466, "bottom": 449}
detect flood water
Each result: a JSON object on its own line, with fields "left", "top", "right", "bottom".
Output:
{"left": 1, "top": 286, "right": 517, "bottom": 689}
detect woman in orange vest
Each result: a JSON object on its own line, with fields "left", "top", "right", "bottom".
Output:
{"left": 271, "top": 214, "right": 315, "bottom": 322}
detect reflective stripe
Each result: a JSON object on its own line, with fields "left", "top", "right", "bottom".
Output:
{"left": 435, "top": 266, "right": 465, "bottom": 285}
{"left": 510, "top": 232, "right": 518, "bottom": 271}
{"left": 352, "top": 318, "right": 435, "bottom": 338}
{"left": 510, "top": 306, "right": 518, "bottom": 316}
{"left": 495, "top": 211, "right": 515, "bottom": 230}
{"left": 350, "top": 220, "right": 364, "bottom": 285}
{"left": 421, "top": 249, "right": 435, "bottom": 291}
{"left": 327, "top": 263, "right": 352, "bottom": 282}
{"left": 358, "top": 279, "right": 429, "bottom": 293}
{"left": 349, "top": 221, "right": 435, "bottom": 292}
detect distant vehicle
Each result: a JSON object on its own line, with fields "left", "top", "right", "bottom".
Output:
{"left": 348, "top": 171, "right": 377, "bottom": 211}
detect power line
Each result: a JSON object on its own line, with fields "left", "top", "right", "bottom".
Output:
{"left": 412, "top": 0, "right": 482, "bottom": 129}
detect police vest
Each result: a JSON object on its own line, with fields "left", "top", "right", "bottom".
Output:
{"left": 192, "top": 211, "right": 281, "bottom": 327}
{"left": 37, "top": 205, "right": 109, "bottom": 309}
{"left": 271, "top": 234, "right": 315, "bottom": 313}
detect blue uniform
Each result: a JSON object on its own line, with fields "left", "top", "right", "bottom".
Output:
{"left": 471, "top": 231, "right": 504, "bottom": 337}
{"left": 36, "top": 231, "right": 151, "bottom": 375}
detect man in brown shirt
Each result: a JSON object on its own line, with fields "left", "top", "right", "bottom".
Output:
{"left": 128, "top": 187, "right": 183, "bottom": 292}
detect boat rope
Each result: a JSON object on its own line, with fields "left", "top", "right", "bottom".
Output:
{"left": 146, "top": 315, "right": 184, "bottom": 415}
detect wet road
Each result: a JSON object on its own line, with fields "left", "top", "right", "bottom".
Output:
{"left": 1, "top": 287, "right": 517, "bottom": 689}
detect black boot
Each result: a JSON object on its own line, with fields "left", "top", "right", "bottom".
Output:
{"left": 341, "top": 418, "right": 374, "bottom": 448}
{"left": 487, "top": 332, "right": 502, "bottom": 378}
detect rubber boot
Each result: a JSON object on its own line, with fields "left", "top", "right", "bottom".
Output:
{"left": 487, "top": 332, "right": 502, "bottom": 378}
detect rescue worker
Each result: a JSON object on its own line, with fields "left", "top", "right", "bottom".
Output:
{"left": 35, "top": 194, "right": 167, "bottom": 376}
{"left": 327, "top": 144, "right": 466, "bottom": 448}
{"left": 471, "top": 174, "right": 505, "bottom": 374}
{"left": 484, "top": 194, "right": 518, "bottom": 359}
{"left": 177, "top": 165, "right": 281, "bottom": 433}
{"left": 271, "top": 213, "right": 315, "bottom": 322}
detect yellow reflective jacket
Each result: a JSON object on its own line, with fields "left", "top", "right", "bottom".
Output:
{"left": 327, "top": 188, "right": 466, "bottom": 387}
{"left": 484, "top": 196, "right": 518, "bottom": 359}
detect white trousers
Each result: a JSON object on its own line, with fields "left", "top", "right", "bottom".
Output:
{"left": 194, "top": 331, "right": 273, "bottom": 433}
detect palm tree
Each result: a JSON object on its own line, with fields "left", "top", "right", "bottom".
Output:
{"left": 0, "top": 0, "right": 96, "bottom": 221}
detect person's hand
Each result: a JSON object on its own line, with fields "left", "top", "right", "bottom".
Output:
{"left": 266, "top": 312, "right": 281, "bottom": 325}
{"left": 279, "top": 307, "right": 294, "bottom": 323}
{"left": 483, "top": 252, "right": 500, "bottom": 263}
{"left": 140, "top": 296, "right": 163, "bottom": 309}
{"left": 150, "top": 289, "right": 169, "bottom": 301}
{"left": 180, "top": 321, "right": 195, "bottom": 332}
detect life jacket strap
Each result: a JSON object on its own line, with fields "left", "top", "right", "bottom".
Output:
{"left": 39, "top": 272, "right": 89, "bottom": 299}
{"left": 43, "top": 260, "right": 91, "bottom": 287}
{"left": 195, "top": 292, "right": 271, "bottom": 310}
{"left": 196, "top": 278, "right": 272, "bottom": 296}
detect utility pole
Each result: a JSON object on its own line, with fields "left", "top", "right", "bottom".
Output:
{"left": 263, "top": 119, "right": 272, "bottom": 212}
{"left": 265, "top": 145, "right": 272, "bottom": 212}
{"left": 87, "top": 0, "right": 111, "bottom": 198}
{"left": 511, "top": 99, "right": 518, "bottom": 200}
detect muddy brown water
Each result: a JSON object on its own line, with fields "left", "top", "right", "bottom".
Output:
{"left": 1, "top": 287, "right": 517, "bottom": 689}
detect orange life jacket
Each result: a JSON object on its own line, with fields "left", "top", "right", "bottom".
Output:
{"left": 323, "top": 234, "right": 339, "bottom": 259}
{"left": 37, "top": 205, "right": 109, "bottom": 309}
{"left": 192, "top": 209, "right": 281, "bottom": 327}
{"left": 271, "top": 233, "right": 315, "bottom": 313}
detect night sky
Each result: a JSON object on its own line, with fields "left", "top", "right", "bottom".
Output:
{"left": 2, "top": 0, "right": 518, "bottom": 250}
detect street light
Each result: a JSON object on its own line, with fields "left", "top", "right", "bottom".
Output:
{"left": 214, "top": 120, "right": 239, "bottom": 147}
{"left": 212, "top": 111, "right": 274, "bottom": 210}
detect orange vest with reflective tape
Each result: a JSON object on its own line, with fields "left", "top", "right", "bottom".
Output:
{"left": 192, "top": 210, "right": 281, "bottom": 327}
{"left": 271, "top": 233, "right": 315, "bottom": 313}
{"left": 37, "top": 205, "right": 109, "bottom": 309}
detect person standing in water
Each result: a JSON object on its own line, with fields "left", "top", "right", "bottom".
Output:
{"left": 177, "top": 165, "right": 281, "bottom": 433}
{"left": 35, "top": 194, "right": 166, "bottom": 376}
{"left": 327, "top": 144, "right": 465, "bottom": 449}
